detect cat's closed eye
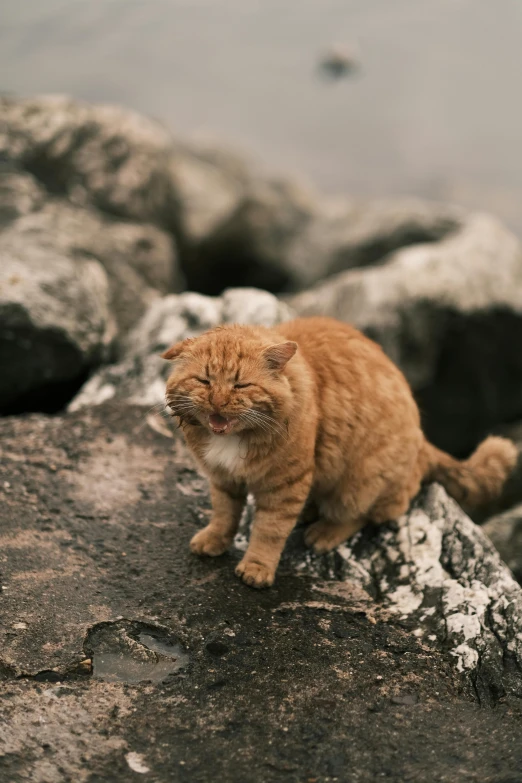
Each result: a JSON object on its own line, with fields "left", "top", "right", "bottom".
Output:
{"left": 234, "top": 382, "right": 252, "bottom": 389}
{"left": 195, "top": 377, "right": 210, "bottom": 385}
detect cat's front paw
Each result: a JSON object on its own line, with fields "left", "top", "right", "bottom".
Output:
{"left": 235, "top": 558, "right": 275, "bottom": 588}
{"left": 190, "top": 526, "right": 231, "bottom": 557}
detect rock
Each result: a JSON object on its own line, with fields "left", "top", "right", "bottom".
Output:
{"left": 191, "top": 177, "right": 320, "bottom": 294}
{"left": 0, "top": 94, "right": 177, "bottom": 226}
{"left": 0, "top": 95, "right": 253, "bottom": 245}
{"left": 483, "top": 505, "right": 522, "bottom": 584}
{"left": 290, "top": 212, "right": 522, "bottom": 455}
{"left": 0, "top": 195, "right": 179, "bottom": 410}
{"left": 1, "top": 403, "right": 522, "bottom": 782}
{"left": 284, "top": 483, "right": 522, "bottom": 703}
{"left": 0, "top": 97, "right": 187, "bottom": 411}
{"left": 181, "top": 172, "right": 462, "bottom": 297}
{"left": 0, "top": 232, "right": 113, "bottom": 412}
{"left": 286, "top": 197, "right": 462, "bottom": 289}
{"left": 168, "top": 140, "right": 250, "bottom": 248}
{"left": 3, "top": 201, "right": 179, "bottom": 335}
{"left": 0, "top": 169, "right": 45, "bottom": 228}
{"left": 69, "top": 288, "right": 294, "bottom": 410}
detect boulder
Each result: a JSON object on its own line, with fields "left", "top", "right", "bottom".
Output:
{"left": 0, "top": 235, "right": 113, "bottom": 412}
{"left": 283, "top": 483, "right": 522, "bottom": 703}
{"left": 0, "top": 94, "right": 176, "bottom": 226}
{"left": 3, "top": 201, "right": 179, "bottom": 335}
{"left": 69, "top": 288, "right": 294, "bottom": 410}
{"left": 0, "top": 194, "right": 179, "bottom": 411}
{"left": 168, "top": 140, "right": 250, "bottom": 248}
{"left": 0, "top": 169, "right": 45, "bottom": 228}
{"left": 285, "top": 196, "right": 462, "bottom": 289}
{"left": 290, "top": 212, "right": 522, "bottom": 455}
{"left": 1, "top": 403, "right": 522, "bottom": 782}
{"left": 190, "top": 177, "right": 321, "bottom": 294}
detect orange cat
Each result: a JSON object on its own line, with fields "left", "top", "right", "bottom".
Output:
{"left": 163, "top": 317, "right": 517, "bottom": 588}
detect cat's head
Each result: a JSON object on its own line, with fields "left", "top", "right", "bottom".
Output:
{"left": 162, "top": 325, "right": 297, "bottom": 437}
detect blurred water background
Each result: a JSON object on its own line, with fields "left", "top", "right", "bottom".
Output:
{"left": 2, "top": 0, "right": 522, "bottom": 232}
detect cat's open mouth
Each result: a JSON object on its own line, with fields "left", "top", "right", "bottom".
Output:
{"left": 208, "top": 413, "right": 237, "bottom": 435}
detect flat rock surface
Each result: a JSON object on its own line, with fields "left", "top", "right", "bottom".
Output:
{"left": 1, "top": 404, "right": 522, "bottom": 783}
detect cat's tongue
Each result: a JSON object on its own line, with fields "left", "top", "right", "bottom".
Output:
{"left": 209, "top": 413, "right": 230, "bottom": 433}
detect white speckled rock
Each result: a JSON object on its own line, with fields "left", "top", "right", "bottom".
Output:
{"left": 240, "top": 483, "right": 522, "bottom": 702}
{"left": 69, "top": 288, "right": 294, "bottom": 410}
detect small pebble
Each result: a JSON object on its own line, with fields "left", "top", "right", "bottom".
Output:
{"left": 125, "top": 752, "right": 150, "bottom": 774}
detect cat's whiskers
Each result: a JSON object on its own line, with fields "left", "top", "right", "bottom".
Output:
{"left": 241, "top": 408, "right": 288, "bottom": 441}
{"left": 239, "top": 411, "right": 271, "bottom": 437}
{"left": 144, "top": 401, "right": 170, "bottom": 417}
{"left": 167, "top": 396, "right": 200, "bottom": 420}
{"left": 141, "top": 402, "right": 174, "bottom": 427}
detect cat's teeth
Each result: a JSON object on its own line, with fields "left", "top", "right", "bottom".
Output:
{"left": 208, "top": 412, "right": 236, "bottom": 434}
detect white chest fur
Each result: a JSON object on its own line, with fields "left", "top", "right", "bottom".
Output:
{"left": 203, "top": 434, "right": 243, "bottom": 475}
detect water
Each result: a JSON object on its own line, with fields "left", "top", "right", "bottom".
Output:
{"left": 2, "top": 0, "right": 522, "bottom": 232}
{"left": 88, "top": 621, "right": 189, "bottom": 684}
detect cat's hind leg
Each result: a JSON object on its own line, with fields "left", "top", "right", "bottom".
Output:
{"left": 304, "top": 494, "right": 366, "bottom": 554}
{"left": 367, "top": 487, "right": 414, "bottom": 524}
{"left": 304, "top": 515, "right": 365, "bottom": 554}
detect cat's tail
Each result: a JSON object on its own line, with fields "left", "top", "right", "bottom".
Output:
{"left": 419, "top": 436, "right": 518, "bottom": 509}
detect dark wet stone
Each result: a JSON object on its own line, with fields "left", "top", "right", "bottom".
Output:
{"left": 205, "top": 639, "right": 230, "bottom": 657}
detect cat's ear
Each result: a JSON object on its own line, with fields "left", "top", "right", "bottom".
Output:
{"left": 161, "top": 337, "right": 195, "bottom": 361}
{"left": 263, "top": 341, "right": 298, "bottom": 371}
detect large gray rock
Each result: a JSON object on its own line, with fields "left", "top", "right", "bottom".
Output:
{"left": 3, "top": 201, "right": 179, "bottom": 334}
{"left": 190, "top": 177, "right": 321, "bottom": 294}
{"left": 0, "top": 169, "right": 46, "bottom": 228}
{"left": 1, "top": 404, "right": 522, "bottom": 782}
{"left": 0, "top": 95, "right": 252, "bottom": 243}
{"left": 0, "top": 94, "right": 177, "bottom": 225}
{"left": 184, "top": 185, "right": 463, "bottom": 295}
{"left": 290, "top": 212, "right": 522, "bottom": 455}
{"left": 285, "top": 196, "right": 462, "bottom": 289}
{"left": 168, "top": 140, "right": 251, "bottom": 247}
{"left": 0, "top": 98, "right": 186, "bottom": 410}
{"left": 0, "top": 236, "right": 113, "bottom": 411}
{"left": 69, "top": 288, "right": 294, "bottom": 410}
{"left": 0, "top": 196, "right": 179, "bottom": 410}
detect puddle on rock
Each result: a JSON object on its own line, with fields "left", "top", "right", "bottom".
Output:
{"left": 86, "top": 620, "right": 188, "bottom": 685}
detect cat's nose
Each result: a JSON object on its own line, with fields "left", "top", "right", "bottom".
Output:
{"left": 209, "top": 390, "right": 228, "bottom": 409}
